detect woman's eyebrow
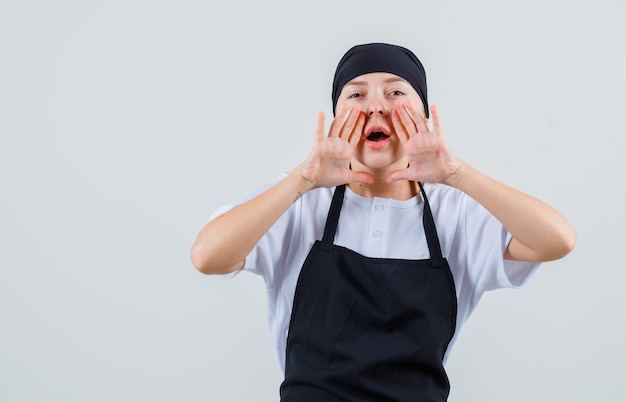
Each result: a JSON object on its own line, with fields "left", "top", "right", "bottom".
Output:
{"left": 344, "top": 80, "right": 367, "bottom": 87}
{"left": 383, "top": 77, "right": 410, "bottom": 84}
{"left": 345, "top": 77, "right": 410, "bottom": 87}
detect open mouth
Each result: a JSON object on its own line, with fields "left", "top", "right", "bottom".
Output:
{"left": 366, "top": 130, "right": 390, "bottom": 142}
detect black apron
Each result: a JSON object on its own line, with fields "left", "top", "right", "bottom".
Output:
{"left": 280, "top": 183, "right": 457, "bottom": 402}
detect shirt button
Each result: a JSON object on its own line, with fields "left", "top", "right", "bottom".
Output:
{"left": 372, "top": 230, "right": 383, "bottom": 238}
{"left": 375, "top": 204, "right": 384, "bottom": 212}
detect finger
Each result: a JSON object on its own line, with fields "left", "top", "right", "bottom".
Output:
{"left": 315, "top": 112, "right": 326, "bottom": 142}
{"left": 398, "top": 100, "right": 428, "bottom": 134}
{"left": 407, "top": 101, "right": 429, "bottom": 134}
{"left": 348, "top": 112, "right": 365, "bottom": 147}
{"left": 386, "top": 168, "right": 411, "bottom": 184}
{"left": 391, "top": 106, "right": 410, "bottom": 143}
{"left": 328, "top": 103, "right": 350, "bottom": 138}
{"left": 414, "top": 104, "right": 430, "bottom": 133}
{"left": 430, "top": 105, "right": 442, "bottom": 134}
{"left": 396, "top": 101, "right": 419, "bottom": 138}
{"left": 339, "top": 104, "right": 361, "bottom": 140}
{"left": 402, "top": 101, "right": 420, "bottom": 127}
{"left": 349, "top": 170, "right": 374, "bottom": 184}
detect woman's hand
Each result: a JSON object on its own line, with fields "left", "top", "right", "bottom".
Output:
{"left": 386, "top": 102, "right": 461, "bottom": 185}
{"left": 384, "top": 100, "right": 575, "bottom": 262}
{"left": 298, "top": 104, "right": 374, "bottom": 190}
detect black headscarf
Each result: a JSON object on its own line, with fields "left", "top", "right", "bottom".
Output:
{"left": 331, "top": 43, "right": 429, "bottom": 117}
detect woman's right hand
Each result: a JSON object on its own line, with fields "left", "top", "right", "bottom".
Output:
{"left": 297, "top": 104, "right": 374, "bottom": 191}
{"left": 191, "top": 104, "right": 373, "bottom": 275}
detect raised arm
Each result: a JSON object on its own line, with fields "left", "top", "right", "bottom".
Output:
{"left": 387, "top": 102, "right": 576, "bottom": 262}
{"left": 444, "top": 160, "right": 576, "bottom": 261}
{"left": 190, "top": 105, "right": 373, "bottom": 275}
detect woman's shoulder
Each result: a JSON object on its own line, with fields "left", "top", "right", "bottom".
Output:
{"left": 422, "top": 182, "right": 467, "bottom": 205}
{"left": 299, "top": 184, "right": 336, "bottom": 215}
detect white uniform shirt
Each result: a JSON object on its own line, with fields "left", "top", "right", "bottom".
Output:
{"left": 211, "top": 173, "right": 540, "bottom": 374}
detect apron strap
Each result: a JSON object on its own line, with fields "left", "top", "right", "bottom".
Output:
{"left": 418, "top": 182, "right": 445, "bottom": 268}
{"left": 320, "top": 184, "right": 346, "bottom": 250}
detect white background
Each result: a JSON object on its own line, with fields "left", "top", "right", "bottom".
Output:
{"left": 1, "top": 0, "right": 624, "bottom": 401}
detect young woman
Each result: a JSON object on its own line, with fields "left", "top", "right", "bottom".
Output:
{"left": 191, "top": 43, "right": 576, "bottom": 401}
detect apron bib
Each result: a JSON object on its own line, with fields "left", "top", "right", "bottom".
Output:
{"left": 280, "top": 184, "right": 457, "bottom": 402}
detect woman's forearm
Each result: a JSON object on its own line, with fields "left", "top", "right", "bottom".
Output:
{"left": 190, "top": 169, "right": 313, "bottom": 275}
{"left": 443, "top": 160, "right": 576, "bottom": 262}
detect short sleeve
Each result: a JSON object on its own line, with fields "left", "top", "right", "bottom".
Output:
{"left": 461, "top": 195, "right": 541, "bottom": 307}
{"left": 208, "top": 173, "right": 294, "bottom": 286}
{"left": 501, "top": 230, "right": 540, "bottom": 287}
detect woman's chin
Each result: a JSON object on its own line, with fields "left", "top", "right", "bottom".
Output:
{"left": 352, "top": 154, "right": 408, "bottom": 173}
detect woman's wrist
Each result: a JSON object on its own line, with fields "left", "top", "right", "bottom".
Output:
{"left": 288, "top": 166, "right": 317, "bottom": 201}
{"left": 441, "top": 158, "right": 465, "bottom": 189}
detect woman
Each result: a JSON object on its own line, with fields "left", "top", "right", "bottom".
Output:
{"left": 191, "top": 43, "right": 576, "bottom": 401}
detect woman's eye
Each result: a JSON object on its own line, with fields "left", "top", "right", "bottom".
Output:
{"left": 390, "top": 90, "right": 405, "bottom": 96}
{"left": 348, "top": 93, "right": 362, "bottom": 98}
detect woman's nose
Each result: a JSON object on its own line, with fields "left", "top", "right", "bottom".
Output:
{"left": 367, "top": 103, "right": 386, "bottom": 116}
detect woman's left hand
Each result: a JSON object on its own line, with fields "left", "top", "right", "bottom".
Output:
{"left": 386, "top": 102, "right": 461, "bottom": 185}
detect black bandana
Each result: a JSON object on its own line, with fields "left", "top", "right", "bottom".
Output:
{"left": 331, "top": 43, "right": 429, "bottom": 117}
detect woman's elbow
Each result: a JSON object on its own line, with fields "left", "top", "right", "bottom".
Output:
{"left": 546, "top": 225, "right": 577, "bottom": 261}
{"left": 190, "top": 242, "right": 228, "bottom": 275}
{"left": 190, "top": 243, "right": 212, "bottom": 275}
{"left": 556, "top": 226, "right": 577, "bottom": 259}
{"left": 190, "top": 242, "right": 243, "bottom": 275}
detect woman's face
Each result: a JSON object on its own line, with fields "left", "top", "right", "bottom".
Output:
{"left": 335, "top": 72, "right": 426, "bottom": 171}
